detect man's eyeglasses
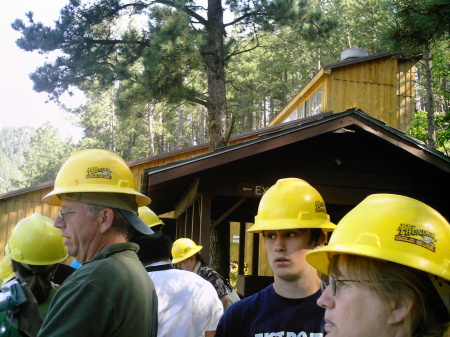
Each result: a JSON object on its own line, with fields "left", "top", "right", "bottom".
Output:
{"left": 320, "top": 275, "right": 362, "bottom": 296}
{"left": 58, "top": 209, "right": 77, "bottom": 221}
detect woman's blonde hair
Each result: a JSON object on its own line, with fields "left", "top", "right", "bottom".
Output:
{"left": 330, "top": 254, "right": 449, "bottom": 337}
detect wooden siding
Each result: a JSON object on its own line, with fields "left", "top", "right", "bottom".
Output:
{"left": 270, "top": 55, "right": 417, "bottom": 132}
{"left": 0, "top": 186, "right": 59, "bottom": 261}
{"left": 326, "top": 57, "right": 398, "bottom": 126}
{"left": 230, "top": 222, "right": 260, "bottom": 277}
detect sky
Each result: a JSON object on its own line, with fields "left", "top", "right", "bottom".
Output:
{"left": 0, "top": 0, "right": 84, "bottom": 141}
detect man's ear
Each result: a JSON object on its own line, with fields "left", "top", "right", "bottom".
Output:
{"left": 388, "top": 296, "right": 413, "bottom": 325}
{"left": 98, "top": 208, "right": 114, "bottom": 233}
{"left": 313, "top": 231, "right": 327, "bottom": 249}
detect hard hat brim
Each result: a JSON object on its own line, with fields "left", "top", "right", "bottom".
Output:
{"left": 171, "top": 245, "right": 202, "bottom": 264}
{"left": 43, "top": 187, "right": 151, "bottom": 207}
{"left": 120, "top": 210, "right": 154, "bottom": 236}
{"left": 306, "top": 243, "right": 450, "bottom": 281}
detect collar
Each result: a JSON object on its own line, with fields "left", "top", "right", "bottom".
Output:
{"left": 145, "top": 260, "right": 172, "bottom": 268}
{"left": 85, "top": 242, "right": 139, "bottom": 264}
{"left": 193, "top": 261, "right": 202, "bottom": 274}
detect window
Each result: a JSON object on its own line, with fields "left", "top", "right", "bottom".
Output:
{"left": 284, "top": 108, "right": 298, "bottom": 123}
{"left": 300, "top": 101, "right": 308, "bottom": 118}
{"left": 310, "top": 88, "right": 322, "bottom": 116}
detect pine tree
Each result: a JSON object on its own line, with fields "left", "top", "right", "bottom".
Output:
{"left": 12, "top": 0, "right": 336, "bottom": 151}
{"left": 19, "top": 122, "right": 76, "bottom": 187}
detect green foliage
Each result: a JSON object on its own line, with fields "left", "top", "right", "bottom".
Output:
{"left": 407, "top": 110, "right": 450, "bottom": 155}
{"left": 0, "top": 127, "right": 34, "bottom": 193}
{"left": 430, "top": 42, "right": 450, "bottom": 113}
{"left": 12, "top": 0, "right": 338, "bottom": 150}
{"left": 19, "top": 122, "right": 77, "bottom": 187}
{"left": 386, "top": 0, "right": 450, "bottom": 52}
{"left": 6, "top": 0, "right": 447, "bottom": 185}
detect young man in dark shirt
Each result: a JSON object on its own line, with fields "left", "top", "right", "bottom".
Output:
{"left": 215, "top": 178, "right": 336, "bottom": 337}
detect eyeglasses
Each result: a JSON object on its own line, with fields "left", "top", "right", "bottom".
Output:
{"left": 58, "top": 209, "right": 77, "bottom": 221}
{"left": 320, "top": 275, "right": 362, "bottom": 296}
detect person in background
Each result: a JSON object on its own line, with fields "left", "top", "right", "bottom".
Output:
{"left": 172, "top": 237, "right": 239, "bottom": 311}
{"left": 137, "top": 206, "right": 165, "bottom": 232}
{"left": 0, "top": 255, "right": 15, "bottom": 287}
{"left": 1, "top": 213, "right": 68, "bottom": 336}
{"left": 13, "top": 149, "right": 158, "bottom": 337}
{"left": 307, "top": 194, "right": 450, "bottom": 337}
{"left": 215, "top": 178, "right": 336, "bottom": 337}
{"left": 133, "top": 206, "right": 223, "bottom": 337}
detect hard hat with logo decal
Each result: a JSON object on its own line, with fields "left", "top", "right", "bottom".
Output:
{"left": 5, "top": 213, "right": 68, "bottom": 266}
{"left": 0, "top": 255, "right": 14, "bottom": 285}
{"left": 138, "top": 206, "right": 165, "bottom": 228}
{"left": 171, "top": 238, "right": 203, "bottom": 264}
{"left": 306, "top": 194, "right": 450, "bottom": 281}
{"left": 247, "top": 178, "right": 336, "bottom": 233}
{"left": 42, "top": 149, "right": 151, "bottom": 207}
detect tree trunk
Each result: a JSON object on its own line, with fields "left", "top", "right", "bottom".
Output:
{"left": 209, "top": 222, "right": 230, "bottom": 280}
{"left": 177, "top": 106, "right": 184, "bottom": 147}
{"left": 423, "top": 47, "right": 436, "bottom": 149}
{"left": 205, "top": 0, "right": 228, "bottom": 151}
{"left": 147, "top": 102, "right": 155, "bottom": 156}
{"left": 158, "top": 108, "right": 164, "bottom": 153}
{"left": 110, "top": 99, "right": 116, "bottom": 153}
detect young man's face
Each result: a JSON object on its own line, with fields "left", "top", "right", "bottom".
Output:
{"left": 263, "top": 229, "right": 321, "bottom": 282}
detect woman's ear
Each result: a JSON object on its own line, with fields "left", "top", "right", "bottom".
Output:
{"left": 388, "top": 296, "right": 413, "bottom": 325}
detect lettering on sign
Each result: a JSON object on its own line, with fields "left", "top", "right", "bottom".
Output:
{"left": 234, "top": 183, "right": 271, "bottom": 197}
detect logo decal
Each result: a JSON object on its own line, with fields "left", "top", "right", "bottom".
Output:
{"left": 395, "top": 223, "right": 436, "bottom": 252}
{"left": 315, "top": 201, "right": 327, "bottom": 213}
{"left": 86, "top": 167, "right": 112, "bottom": 180}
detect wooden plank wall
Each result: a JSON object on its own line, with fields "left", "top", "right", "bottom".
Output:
{"left": 0, "top": 186, "right": 58, "bottom": 261}
{"left": 326, "top": 57, "right": 400, "bottom": 128}
{"left": 397, "top": 59, "right": 417, "bottom": 131}
{"left": 229, "top": 222, "right": 272, "bottom": 277}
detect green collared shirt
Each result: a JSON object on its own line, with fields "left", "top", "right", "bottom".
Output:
{"left": 39, "top": 243, "right": 158, "bottom": 337}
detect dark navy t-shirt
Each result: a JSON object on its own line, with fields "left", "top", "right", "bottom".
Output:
{"left": 215, "top": 284, "right": 325, "bottom": 337}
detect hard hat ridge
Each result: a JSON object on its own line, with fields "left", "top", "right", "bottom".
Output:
{"left": 171, "top": 238, "right": 203, "bottom": 264}
{"left": 248, "top": 178, "right": 336, "bottom": 233}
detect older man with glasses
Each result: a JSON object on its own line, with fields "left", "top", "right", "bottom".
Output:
{"left": 12, "top": 149, "right": 158, "bottom": 337}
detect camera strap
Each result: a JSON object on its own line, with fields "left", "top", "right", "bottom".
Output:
{"left": 145, "top": 264, "right": 174, "bottom": 272}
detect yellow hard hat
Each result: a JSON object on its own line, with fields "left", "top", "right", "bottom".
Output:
{"left": 43, "top": 149, "right": 151, "bottom": 207}
{"left": 248, "top": 178, "right": 336, "bottom": 233}
{"left": 306, "top": 194, "right": 450, "bottom": 281}
{"left": 5, "top": 213, "right": 68, "bottom": 266}
{"left": 138, "top": 206, "right": 165, "bottom": 228}
{"left": 172, "top": 238, "right": 202, "bottom": 264}
{"left": 0, "top": 255, "right": 14, "bottom": 285}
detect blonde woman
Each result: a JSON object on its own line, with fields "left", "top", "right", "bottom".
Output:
{"left": 307, "top": 194, "right": 449, "bottom": 337}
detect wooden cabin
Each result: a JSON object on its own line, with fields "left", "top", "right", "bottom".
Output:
{"left": 1, "top": 51, "right": 448, "bottom": 296}
{"left": 270, "top": 49, "right": 418, "bottom": 132}
{"left": 141, "top": 109, "right": 450, "bottom": 295}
